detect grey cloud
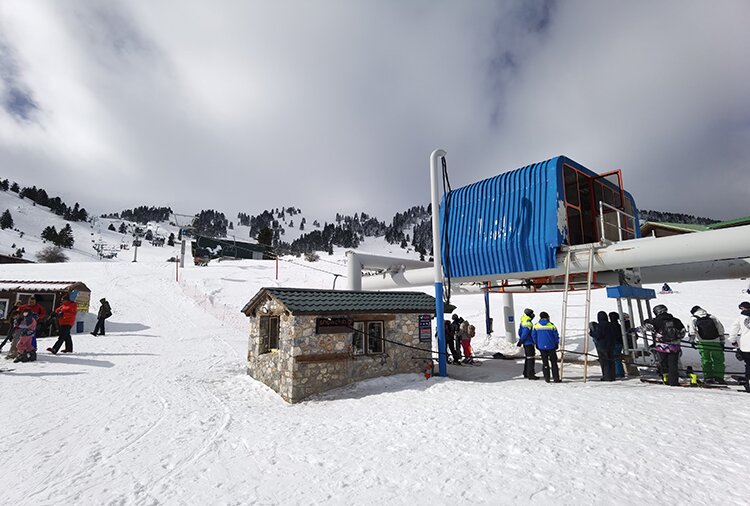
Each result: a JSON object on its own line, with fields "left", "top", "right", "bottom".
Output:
{"left": 0, "top": 0, "right": 748, "bottom": 223}
{"left": 0, "top": 39, "right": 39, "bottom": 122}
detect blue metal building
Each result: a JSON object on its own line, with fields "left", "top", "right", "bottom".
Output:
{"left": 440, "top": 155, "right": 639, "bottom": 279}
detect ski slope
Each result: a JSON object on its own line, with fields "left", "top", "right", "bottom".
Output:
{"left": 1, "top": 250, "right": 749, "bottom": 505}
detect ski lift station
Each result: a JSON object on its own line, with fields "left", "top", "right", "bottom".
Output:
{"left": 347, "top": 151, "right": 750, "bottom": 377}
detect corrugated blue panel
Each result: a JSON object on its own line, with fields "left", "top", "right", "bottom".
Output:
{"left": 440, "top": 157, "right": 565, "bottom": 278}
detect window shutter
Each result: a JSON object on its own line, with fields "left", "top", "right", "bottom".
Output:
{"left": 270, "top": 317, "right": 280, "bottom": 349}
{"left": 259, "top": 316, "right": 269, "bottom": 352}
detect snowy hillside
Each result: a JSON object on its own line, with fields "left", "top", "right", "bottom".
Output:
{"left": 1, "top": 245, "right": 749, "bottom": 504}
{"left": 0, "top": 189, "right": 181, "bottom": 263}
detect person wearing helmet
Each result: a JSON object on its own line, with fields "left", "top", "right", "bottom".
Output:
{"left": 688, "top": 305, "right": 726, "bottom": 384}
{"left": 649, "top": 304, "right": 685, "bottom": 386}
{"left": 728, "top": 301, "right": 750, "bottom": 391}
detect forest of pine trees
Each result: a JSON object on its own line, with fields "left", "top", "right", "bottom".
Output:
{"left": 638, "top": 209, "right": 718, "bottom": 225}
{"left": 103, "top": 206, "right": 172, "bottom": 224}
{"left": 191, "top": 209, "right": 229, "bottom": 237}
{"left": 0, "top": 180, "right": 89, "bottom": 222}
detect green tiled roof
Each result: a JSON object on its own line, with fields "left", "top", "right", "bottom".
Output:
{"left": 641, "top": 221, "right": 709, "bottom": 233}
{"left": 242, "top": 287, "right": 450, "bottom": 315}
{"left": 708, "top": 216, "right": 750, "bottom": 230}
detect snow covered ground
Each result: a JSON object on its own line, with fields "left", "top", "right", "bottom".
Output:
{"left": 1, "top": 246, "right": 749, "bottom": 505}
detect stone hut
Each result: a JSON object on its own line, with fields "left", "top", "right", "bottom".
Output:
{"left": 241, "top": 287, "right": 441, "bottom": 403}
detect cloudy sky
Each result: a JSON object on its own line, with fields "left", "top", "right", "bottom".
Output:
{"left": 1, "top": 1, "right": 748, "bottom": 222}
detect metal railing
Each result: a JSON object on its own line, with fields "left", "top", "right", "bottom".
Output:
{"left": 598, "top": 201, "right": 637, "bottom": 243}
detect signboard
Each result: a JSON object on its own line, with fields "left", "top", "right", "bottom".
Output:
{"left": 418, "top": 314, "right": 432, "bottom": 343}
{"left": 316, "top": 317, "right": 354, "bottom": 334}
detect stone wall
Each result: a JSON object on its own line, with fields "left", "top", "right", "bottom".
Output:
{"left": 247, "top": 311, "right": 432, "bottom": 403}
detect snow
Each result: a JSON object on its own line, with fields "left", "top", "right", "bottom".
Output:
{"left": 1, "top": 191, "right": 749, "bottom": 504}
{"left": 1, "top": 250, "right": 749, "bottom": 505}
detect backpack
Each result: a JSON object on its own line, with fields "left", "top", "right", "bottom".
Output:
{"left": 467, "top": 324, "right": 476, "bottom": 338}
{"left": 660, "top": 318, "right": 683, "bottom": 342}
{"left": 695, "top": 315, "right": 719, "bottom": 340}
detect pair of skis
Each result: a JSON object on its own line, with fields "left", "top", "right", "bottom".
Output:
{"left": 640, "top": 374, "right": 749, "bottom": 392}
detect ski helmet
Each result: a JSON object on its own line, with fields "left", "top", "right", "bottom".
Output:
{"left": 690, "top": 305, "right": 703, "bottom": 315}
{"left": 652, "top": 304, "right": 668, "bottom": 316}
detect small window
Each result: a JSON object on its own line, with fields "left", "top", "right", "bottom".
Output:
{"left": 352, "top": 322, "right": 365, "bottom": 355}
{"left": 259, "top": 316, "right": 280, "bottom": 354}
{"left": 351, "top": 320, "right": 384, "bottom": 355}
{"left": 567, "top": 208, "right": 583, "bottom": 245}
{"left": 367, "top": 322, "right": 384, "bottom": 354}
{"left": 563, "top": 165, "right": 579, "bottom": 206}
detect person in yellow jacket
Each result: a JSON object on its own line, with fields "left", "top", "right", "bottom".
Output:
{"left": 517, "top": 308, "right": 539, "bottom": 380}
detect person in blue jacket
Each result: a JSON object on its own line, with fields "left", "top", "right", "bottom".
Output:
{"left": 517, "top": 308, "right": 539, "bottom": 380}
{"left": 532, "top": 311, "right": 561, "bottom": 383}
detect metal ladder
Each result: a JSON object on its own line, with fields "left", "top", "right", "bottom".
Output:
{"left": 559, "top": 244, "right": 596, "bottom": 381}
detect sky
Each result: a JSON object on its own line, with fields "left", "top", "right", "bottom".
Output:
{"left": 0, "top": 0, "right": 749, "bottom": 222}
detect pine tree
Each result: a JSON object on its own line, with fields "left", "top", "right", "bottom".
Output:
{"left": 257, "top": 227, "right": 273, "bottom": 249}
{"left": 58, "top": 224, "right": 75, "bottom": 248}
{"left": 10, "top": 182, "right": 19, "bottom": 193}
{"left": 118, "top": 222, "right": 127, "bottom": 234}
{"left": 41, "top": 225, "right": 58, "bottom": 242}
{"left": 108, "top": 223, "right": 116, "bottom": 231}
{"left": 0, "top": 209, "right": 13, "bottom": 229}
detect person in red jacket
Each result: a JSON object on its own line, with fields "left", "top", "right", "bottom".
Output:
{"left": 18, "top": 295, "right": 47, "bottom": 321}
{"left": 47, "top": 294, "right": 78, "bottom": 354}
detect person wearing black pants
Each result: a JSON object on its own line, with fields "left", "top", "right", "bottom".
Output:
{"left": 50, "top": 324, "right": 73, "bottom": 354}
{"left": 590, "top": 311, "right": 615, "bottom": 381}
{"left": 443, "top": 320, "right": 461, "bottom": 364}
{"left": 539, "top": 349, "right": 560, "bottom": 383}
{"left": 532, "top": 311, "right": 561, "bottom": 383}
{"left": 517, "top": 308, "right": 539, "bottom": 380}
{"left": 91, "top": 298, "right": 112, "bottom": 336}
{"left": 47, "top": 295, "right": 78, "bottom": 355}
{"left": 659, "top": 351, "right": 680, "bottom": 386}
{"left": 648, "top": 304, "right": 686, "bottom": 387}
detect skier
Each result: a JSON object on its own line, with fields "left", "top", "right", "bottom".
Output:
{"left": 609, "top": 312, "right": 626, "bottom": 378}
{"left": 4, "top": 296, "right": 45, "bottom": 360}
{"left": 517, "top": 308, "right": 539, "bottom": 380}
{"left": 91, "top": 298, "right": 112, "bottom": 336}
{"left": 688, "top": 305, "right": 726, "bottom": 384}
{"left": 451, "top": 314, "right": 463, "bottom": 362}
{"left": 532, "top": 311, "right": 561, "bottom": 383}
{"left": 460, "top": 318, "right": 473, "bottom": 363}
{"left": 728, "top": 301, "right": 750, "bottom": 391}
{"left": 442, "top": 319, "right": 461, "bottom": 364}
{"left": 47, "top": 293, "right": 78, "bottom": 355}
{"left": 14, "top": 311, "right": 37, "bottom": 363}
{"left": 590, "top": 311, "right": 615, "bottom": 381}
{"left": 648, "top": 304, "right": 685, "bottom": 386}
{"left": 1, "top": 301, "right": 23, "bottom": 357}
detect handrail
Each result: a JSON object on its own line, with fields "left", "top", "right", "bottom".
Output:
{"left": 598, "top": 201, "right": 637, "bottom": 242}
